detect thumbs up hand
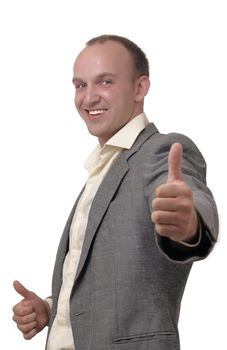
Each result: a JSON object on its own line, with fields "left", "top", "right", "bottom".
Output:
{"left": 151, "top": 143, "right": 199, "bottom": 243}
{"left": 12, "top": 280, "right": 50, "bottom": 340}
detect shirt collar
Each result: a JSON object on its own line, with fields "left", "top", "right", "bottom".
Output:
{"left": 84, "top": 113, "right": 149, "bottom": 172}
{"left": 106, "top": 113, "right": 149, "bottom": 149}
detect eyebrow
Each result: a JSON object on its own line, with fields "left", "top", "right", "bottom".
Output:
{"left": 72, "top": 72, "right": 117, "bottom": 84}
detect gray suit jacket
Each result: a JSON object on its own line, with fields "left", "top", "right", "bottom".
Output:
{"left": 47, "top": 123, "right": 218, "bottom": 350}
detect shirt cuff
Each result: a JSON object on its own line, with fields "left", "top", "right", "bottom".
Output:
{"left": 45, "top": 297, "right": 53, "bottom": 310}
{"left": 178, "top": 216, "right": 202, "bottom": 247}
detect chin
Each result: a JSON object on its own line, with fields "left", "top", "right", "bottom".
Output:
{"left": 86, "top": 126, "right": 102, "bottom": 138}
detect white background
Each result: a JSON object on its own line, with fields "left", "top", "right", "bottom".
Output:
{"left": 0, "top": 0, "right": 226, "bottom": 349}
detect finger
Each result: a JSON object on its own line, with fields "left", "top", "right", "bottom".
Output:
{"left": 17, "top": 320, "right": 37, "bottom": 334}
{"left": 23, "top": 328, "right": 38, "bottom": 340}
{"left": 167, "top": 143, "right": 183, "bottom": 183}
{"left": 155, "top": 223, "right": 179, "bottom": 238}
{"left": 13, "top": 303, "right": 34, "bottom": 317}
{"left": 13, "top": 280, "right": 33, "bottom": 300}
{"left": 156, "top": 183, "right": 184, "bottom": 198}
{"left": 152, "top": 211, "right": 180, "bottom": 226}
{"left": 13, "top": 311, "right": 37, "bottom": 325}
{"left": 152, "top": 198, "right": 179, "bottom": 211}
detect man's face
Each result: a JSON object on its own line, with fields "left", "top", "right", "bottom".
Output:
{"left": 73, "top": 41, "right": 143, "bottom": 146}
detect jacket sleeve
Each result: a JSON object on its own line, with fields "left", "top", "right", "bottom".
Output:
{"left": 143, "top": 132, "right": 219, "bottom": 263}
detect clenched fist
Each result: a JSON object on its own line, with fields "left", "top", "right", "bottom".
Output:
{"left": 12, "top": 280, "right": 50, "bottom": 340}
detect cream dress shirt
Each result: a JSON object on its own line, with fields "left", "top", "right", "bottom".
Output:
{"left": 47, "top": 113, "right": 149, "bottom": 350}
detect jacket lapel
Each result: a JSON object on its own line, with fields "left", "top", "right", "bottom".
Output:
{"left": 74, "top": 154, "right": 129, "bottom": 282}
{"left": 74, "top": 123, "right": 159, "bottom": 283}
{"left": 52, "top": 186, "right": 85, "bottom": 296}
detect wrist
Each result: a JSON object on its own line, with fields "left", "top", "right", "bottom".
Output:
{"left": 44, "top": 299, "right": 52, "bottom": 318}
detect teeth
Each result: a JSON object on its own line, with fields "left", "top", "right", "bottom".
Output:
{"left": 89, "top": 109, "right": 105, "bottom": 115}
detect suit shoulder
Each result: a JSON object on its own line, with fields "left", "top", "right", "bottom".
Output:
{"left": 142, "top": 130, "right": 205, "bottom": 162}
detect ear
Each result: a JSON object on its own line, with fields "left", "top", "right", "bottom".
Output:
{"left": 134, "top": 76, "right": 150, "bottom": 102}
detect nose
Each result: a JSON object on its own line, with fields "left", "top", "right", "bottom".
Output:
{"left": 83, "top": 85, "right": 100, "bottom": 106}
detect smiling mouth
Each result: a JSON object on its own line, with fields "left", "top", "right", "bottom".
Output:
{"left": 85, "top": 109, "right": 107, "bottom": 116}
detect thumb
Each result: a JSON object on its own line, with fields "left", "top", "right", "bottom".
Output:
{"left": 13, "top": 280, "right": 34, "bottom": 300}
{"left": 167, "top": 143, "right": 183, "bottom": 183}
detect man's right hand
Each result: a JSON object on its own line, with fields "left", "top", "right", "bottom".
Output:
{"left": 12, "top": 280, "right": 50, "bottom": 340}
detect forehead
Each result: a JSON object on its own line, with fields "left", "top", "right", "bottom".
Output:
{"left": 73, "top": 41, "right": 134, "bottom": 79}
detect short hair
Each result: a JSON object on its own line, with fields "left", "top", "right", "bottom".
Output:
{"left": 86, "top": 34, "right": 149, "bottom": 78}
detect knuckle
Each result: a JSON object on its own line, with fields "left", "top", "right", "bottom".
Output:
{"left": 156, "top": 225, "right": 167, "bottom": 236}
{"left": 152, "top": 198, "right": 157, "bottom": 210}
{"left": 23, "top": 333, "right": 32, "bottom": 340}
{"left": 155, "top": 188, "right": 160, "bottom": 197}
{"left": 12, "top": 305, "right": 16, "bottom": 313}
{"left": 23, "top": 314, "right": 33, "bottom": 323}
{"left": 19, "top": 321, "right": 36, "bottom": 334}
{"left": 18, "top": 323, "right": 26, "bottom": 332}
{"left": 24, "top": 329, "right": 37, "bottom": 340}
{"left": 180, "top": 198, "right": 192, "bottom": 211}
{"left": 17, "top": 323, "right": 23, "bottom": 331}
{"left": 181, "top": 200, "right": 189, "bottom": 210}
{"left": 157, "top": 226, "right": 165, "bottom": 235}
{"left": 12, "top": 303, "right": 20, "bottom": 313}
{"left": 152, "top": 211, "right": 161, "bottom": 223}
{"left": 13, "top": 303, "right": 27, "bottom": 316}
{"left": 151, "top": 212, "right": 156, "bottom": 223}
{"left": 183, "top": 185, "right": 192, "bottom": 197}
{"left": 155, "top": 185, "right": 164, "bottom": 197}
{"left": 13, "top": 315, "right": 20, "bottom": 324}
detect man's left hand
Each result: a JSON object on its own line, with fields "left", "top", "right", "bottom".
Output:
{"left": 151, "top": 143, "right": 199, "bottom": 243}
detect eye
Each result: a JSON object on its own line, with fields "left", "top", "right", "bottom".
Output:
{"left": 101, "top": 80, "right": 112, "bottom": 86}
{"left": 75, "top": 82, "right": 86, "bottom": 89}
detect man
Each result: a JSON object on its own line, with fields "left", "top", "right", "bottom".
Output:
{"left": 12, "top": 35, "right": 218, "bottom": 350}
